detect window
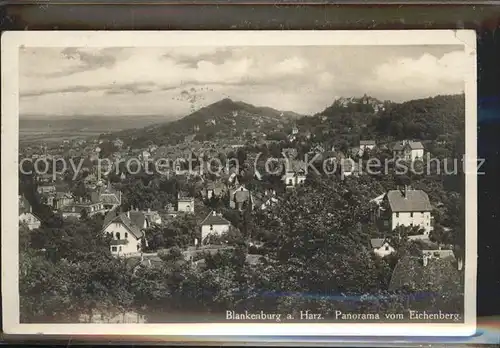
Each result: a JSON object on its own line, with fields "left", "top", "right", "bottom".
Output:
{"left": 125, "top": 232, "right": 128, "bottom": 238}
{"left": 210, "top": 225, "right": 213, "bottom": 231}
{"left": 410, "top": 212, "right": 413, "bottom": 218}
{"left": 111, "top": 246, "right": 117, "bottom": 252}
{"left": 385, "top": 246, "right": 389, "bottom": 251}
{"left": 288, "top": 179, "right": 293, "bottom": 185}
{"left": 395, "top": 212, "right": 399, "bottom": 218}
{"left": 119, "top": 246, "right": 122, "bottom": 251}
{"left": 116, "top": 232, "right": 121, "bottom": 239}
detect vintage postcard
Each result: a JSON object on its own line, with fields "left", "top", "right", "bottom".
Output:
{"left": 2, "top": 30, "right": 477, "bottom": 337}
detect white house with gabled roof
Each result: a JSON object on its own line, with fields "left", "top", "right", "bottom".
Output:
{"left": 200, "top": 211, "right": 231, "bottom": 243}
{"left": 370, "top": 238, "right": 395, "bottom": 258}
{"left": 393, "top": 140, "right": 424, "bottom": 161}
{"left": 102, "top": 209, "right": 145, "bottom": 256}
{"left": 383, "top": 185, "right": 433, "bottom": 234}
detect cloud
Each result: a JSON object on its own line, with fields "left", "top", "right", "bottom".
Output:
{"left": 366, "top": 51, "right": 466, "bottom": 100}
{"left": 19, "top": 46, "right": 467, "bottom": 117}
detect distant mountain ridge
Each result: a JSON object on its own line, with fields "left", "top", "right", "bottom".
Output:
{"left": 110, "top": 98, "right": 303, "bottom": 147}
{"left": 100, "top": 93, "right": 465, "bottom": 150}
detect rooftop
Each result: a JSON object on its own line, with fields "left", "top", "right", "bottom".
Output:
{"left": 393, "top": 140, "right": 424, "bottom": 151}
{"left": 201, "top": 211, "right": 231, "bottom": 226}
{"left": 370, "top": 238, "right": 389, "bottom": 249}
{"left": 386, "top": 188, "right": 432, "bottom": 212}
{"left": 422, "top": 249, "right": 455, "bottom": 260}
{"left": 389, "top": 255, "right": 461, "bottom": 292}
{"left": 102, "top": 212, "right": 144, "bottom": 240}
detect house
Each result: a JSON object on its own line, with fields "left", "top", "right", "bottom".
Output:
{"left": 370, "top": 238, "right": 395, "bottom": 258}
{"left": 203, "top": 181, "right": 227, "bottom": 199}
{"left": 149, "top": 144, "right": 158, "bottom": 153}
{"left": 90, "top": 181, "right": 122, "bottom": 212}
{"left": 310, "top": 144, "right": 325, "bottom": 154}
{"left": 382, "top": 186, "right": 433, "bottom": 234}
{"left": 421, "top": 248, "right": 457, "bottom": 267}
{"left": 125, "top": 207, "right": 160, "bottom": 229}
{"left": 165, "top": 203, "right": 179, "bottom": 218}
{"left": 113, "top": 138, "right": 124, "bottom": 149}
{"left": 370, "top": 193, "right": 386, "bottom": 206}
{"left": 47, "top": 191, "right": 74, "bottom": 210}
{"left": 83, "top": 173, "right": 98, "bottom": 188}
{"left": 393, "top": 140, "right": 424, "bottom": 161}
{"left": 253, "top": 189, "right": 279, "bottom": 211}
{"left": 339, "top": 159, "right": 360, "bottom": 178}
{"left": 19, "top": 195, "right": 41, "bottom": 230}
{"left": 61, "top": 200, "right": 106, "bottom": 218}
{"left": 282, "top": 148, "right": 298, "bottom": 160}
{"left": 200, "top": 211, "right": 232, "bottom": 243}
{"left": 349, "top": 147, "right": 363, "bottom": 158}
{"left": 227, "top": 172, "right": 239, "bottom": 186}
{"left": 36, "top": 173, "right": 55, "bottom": 184}
{"left": 177, "top": 194, "right": 195, "bottom": 213}
{"left": 37, "top": 185, "right": 56, "bottom": 194}
{"left": 360, "top": 140, "right": 376, "bottom": 151}
{"left": 282, "top": 160, "right": 307, "bottom": 188}
{"left": 369, "top": 193, "right": 386, "bottom": 221}
{"left": 102, "top": 209, "right": 145, "bottom": 256}
{"left": 389, "top": 254, "right": 462, "bottom": 293}
{"left": 229, "top": 185, "right": 253, "bottom": 211}
{"left": 141, "top": 208, "right": 162, "bottom": 226}
{"left": 140, "top": 150, "right": 151, "bottom": 161}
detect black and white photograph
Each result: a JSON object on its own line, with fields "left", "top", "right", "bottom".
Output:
{"left": 2, "top": 30, "right": 477, "bottom": 336}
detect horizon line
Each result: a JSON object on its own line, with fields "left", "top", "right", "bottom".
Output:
{"left": 19, "top": 92, "right": 465, "bottom": 119}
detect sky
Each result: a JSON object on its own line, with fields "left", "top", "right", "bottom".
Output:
{"left": 19, "top": 45, "right": 467, "bottom": 118}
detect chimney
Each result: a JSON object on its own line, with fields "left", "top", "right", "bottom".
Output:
{"left": 457, "top": 258, "right": 464, "bottom": 271}
{"left": 403, "top": 185, "right": 408, "bottom": 199}
{"left": 212, "top": 211, "right": 216, "bottom": 216}
{"left": 148, "top": 208, "right": 151, "bottom": 213}
{"left": 127, "top": 210, "right": 130, "bottom": 219}
{"left": 423, "top": 256, "right": 428, "bottom": 267}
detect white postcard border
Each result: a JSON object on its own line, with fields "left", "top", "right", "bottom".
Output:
{"left": 1, "top": 30, "right": 477, "bottom": 337}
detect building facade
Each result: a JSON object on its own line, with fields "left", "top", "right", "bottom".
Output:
{"left": 102, "top": 210, "right": 144, "bottom": 256}
{"left": 383, "top": 186, "right": 433, "bottom": 235}
{"left": 392, "top": 140, "right": 424, "bottom": 161}
{"left": 200, "top": 211, "right": 231, "bottom": 242}
{"left": 370, "top": 238, "right": 395, "bottom": 258}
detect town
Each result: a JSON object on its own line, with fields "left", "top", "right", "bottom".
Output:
{"left": 19, "top": 94, "right": 466, "bottom": 324}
